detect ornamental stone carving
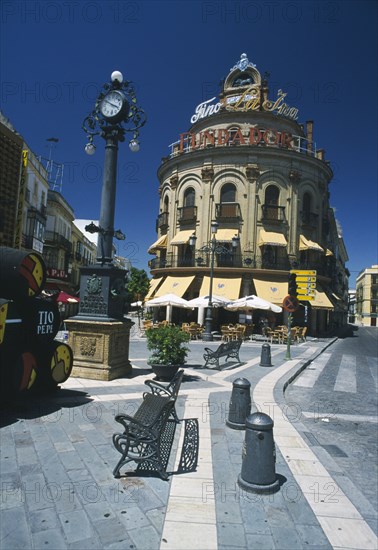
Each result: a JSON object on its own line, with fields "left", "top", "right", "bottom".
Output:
{"left": 80, "top": 336, "right": 97, "bottom": 357}
{"left": 289, "top": 170, "right": 301, "bottom": 183}
{"left": 245, "top": 164, "right": 260, "bottom": 181}
{"left": 201, "top": 166, "right": 214, "bottom": 181}
{"left": 170, "top": 175, "right": 179, "bottom": 189}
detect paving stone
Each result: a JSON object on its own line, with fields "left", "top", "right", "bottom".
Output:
{"left": 32, "top": 527, "right": 67, "bottom": 549}
{"left": 128, "top": 525, "right": 161, "bottom": 549}
{"left": 117, "top": 505, "right": 151, "bottom": 530}
{"left": 0, "top": 507, "right": 31, "bottom": 549}
{"left": 59, "top": 508, "right": 93, "bottom": 543}
{"left": 68, "top": 536, "right": 104, "bottom": 549}
{"left": 270, "top": 524, "right": 304, "bottom": 549}
{"left": 218, "top": 521, "right": 247, "bottom": 547}
{"left": 295, "top": 523, "right": 333, "bottom": 548}
{"left": 29, "top": 507, "right": 60, "bottom": 532}
{"left": 245, "top": 533, "right": 276, "bottom": 550}
{"left": 94, "top": 516, "right": 134, "bottom": 546}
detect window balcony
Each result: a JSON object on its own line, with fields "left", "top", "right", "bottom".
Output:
{"left": 177, "top": 205, "right": 197, "bottom": 223}
{"left": 261, "top": 205, "right": 286, "bottom": 223}
{"left": 156, "top": 212, "right": 169, "bottom": 231}
{"left": 215, "top": 202, "right": 241, "bottom": 220}
{"left": 301, "top": 211, "right": 319, "bottom": 228}
{"left": 45, "top": 231, "right": 72, "bottom": 252}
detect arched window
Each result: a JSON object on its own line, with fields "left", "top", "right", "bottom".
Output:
{"left": 181, "top": 187, "right": 196, "bottom": 222}
{"left": 163, "top": 196, "right": 169, "bottom": 212}
{"left": 221, "top": 183, "right": 236, "bottom": 203}
{"left": 303, "top": 192, "right": 311, "bottom": 214}
{"left": 302, "top": 192, "right": 317, "bottom": 226}
{"left": 264, "top": 185, "right": 280, "bottom": 221}
{"left": 218, "top": 183, "right": 237, "bottom": 218}
{"left": 184, "top": 187, "right": 195, "bottom": 207}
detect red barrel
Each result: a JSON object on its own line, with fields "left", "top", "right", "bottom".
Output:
{"left": 0, "top": 247, "right": 46, "bottom": 299}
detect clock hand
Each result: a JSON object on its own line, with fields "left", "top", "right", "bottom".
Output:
{"left": 105, "top": 100, "right": 119, "bottom": 109}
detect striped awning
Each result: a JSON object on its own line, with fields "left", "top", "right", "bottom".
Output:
{"left": 154, "top": 276, "right": 195, "bottom": 298}
{"left": 214, "top": 229, "right": 239, "bottom": 242}
{"left": 253, "top": 278, "right": 288, "bottom": 305}
{"left": 170, "top": 230, "right": 195, "bottom": 246}
{"left": 258, "top": 229, "right": 287, "bottom": 247}
{"left": 299, "top": 235, "right": 324, "bottom": 252}
{"left": 200, "top": 276, "right": 241, "bottom": 300}
{"left": 148, "top": 234, "right": 167, "bottom": 254}
{"left": 144, "top": 277, "right": 164, "bottom": 300}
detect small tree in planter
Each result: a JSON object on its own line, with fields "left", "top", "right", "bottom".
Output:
{"left": 146, "top": 324, "right": 190, "bottom": 381}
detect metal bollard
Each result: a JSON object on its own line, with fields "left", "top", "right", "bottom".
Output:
{"left": 238, "top": 412, "right": 280, "bottom": 494}
{"left": 226, "top": 378, "right": 251, "bottom": 430}
{"left": 259, "top": 343, "right": 272, "bottom": 367}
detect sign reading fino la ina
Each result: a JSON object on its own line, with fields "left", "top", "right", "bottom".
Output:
{"left": 190, "top": 87, "right": 299, "bottom": 124}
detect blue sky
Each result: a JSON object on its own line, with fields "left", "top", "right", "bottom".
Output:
{"left": 1, "top": 0, "right": 377, "bottom": 287}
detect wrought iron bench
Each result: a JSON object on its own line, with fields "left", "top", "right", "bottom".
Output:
{"left": 112, "top": 393, "right": 176, "bottom": 481}
{"left": 203, "top": 340, "right": 242, "bottom": 370}
{"left": 143, "top": 369, "right": 184, "bottom": 423}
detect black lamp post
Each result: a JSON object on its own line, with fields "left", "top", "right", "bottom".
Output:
{"left": 191, "top": 221, "right": 239, "bottom": 341}
{"left": 78, "top": 70, "right": 146, "bottom": 321}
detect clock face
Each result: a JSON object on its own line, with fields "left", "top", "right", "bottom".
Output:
{"left": 100, "top": 91, "right": 125, "bottom": 119}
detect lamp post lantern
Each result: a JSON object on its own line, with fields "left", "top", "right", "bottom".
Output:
{"left": 78, "top": 70, "right": 146, "bottom": 321}
{"left": 193, "top": 221, "right": 239, "bottom": 341}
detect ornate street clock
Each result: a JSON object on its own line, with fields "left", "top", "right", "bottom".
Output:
{"left": 99, "top": 90, "right": 130, "bottom": 123}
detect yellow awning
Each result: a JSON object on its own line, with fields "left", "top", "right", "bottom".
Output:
{"left": 310, "top": 287, "right": 334, "bottom": 309}
{"left": 214, "top": 229, "right": 239, "bottom": 242}
{"left": 258, "top": 229, "right": 287, "bottom": 247}
{"left": 200, "top": 276, "right": 241, "bottom": 300}
{"left": 253, "top": 278, "right": 288, "bottom": 305}
{"left": 170, "top": 230, "right": 195, "bottom": 245}
{"left": 144, "top": 277, "right": 164, "bottom": 300}
{"left": 148, "top": 234, "right": 167, "bottom": 254}
{"left": 299, "top": 235, "right": 324, "bottom": 252}
{"left": 154, "top": 275, "right": 195, "bottom": 298}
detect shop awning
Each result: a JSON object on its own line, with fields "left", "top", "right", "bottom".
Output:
{"left": 170, "top": 230, "right": 195, "bottom": 246}
{"left": 200, "top": 276, "right": 241, "bottom": 300}
{"left": 258, "top": 229, "right": 287, "bottom": 247}
{"left": 310, "top": 287, "right": 334, "bottom": 309}
{"left": 214, "top": 229, "right": 239, "bottom": 242}
{"left": 148, "top": 234, "right": 167, "bottom": 254}
{"left": 144, "top": 277, "right": 164, "bottom": 300}
{"left": 253, "top": 278, "right": 288, "bottom": 305}
{"left": 299, "top": 235, "right": 324, "bottom": 252}
{"left": 154, "top": 275, "right": 195, "bottom": 298}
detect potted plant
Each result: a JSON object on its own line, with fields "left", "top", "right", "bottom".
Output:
{"left": 146, "top": 324, "right": 190, "bottom": 381}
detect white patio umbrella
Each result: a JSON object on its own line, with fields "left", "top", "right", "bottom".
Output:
{"left": 144, "top": 293, "right": 190, "bottom": 308}
{"left": 144, "top": 293, "right": 191, "bottom": 322}
{"left": 226, "top": 295, "right": 282, "bottom": 313}
{"left": 186, "top": 294, "right": 230, "bottom": 308}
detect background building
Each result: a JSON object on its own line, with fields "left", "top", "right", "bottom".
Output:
{"left": 356, "top": 265, "right": 378, "bottom": 326}
{"left": 148, "top": 54, "right": 349, "bottom": 335}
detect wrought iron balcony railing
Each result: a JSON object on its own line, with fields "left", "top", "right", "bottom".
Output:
{"left": 156, "top": 212, "right": 169, "bottom": 231}
{"left": 261, "top": 205, "right": 286, "bottom": 222}
{"left": 177, "top": 205, "right": 197, "bottom": 223}
{"left": 301, "top": 211, "right": 319, "bottom": 227}
{"left": 215, "top": 202, "right": 241, "bottom": 220}
{"left": 44, "top": 231, "right": 72, "bottom": 252}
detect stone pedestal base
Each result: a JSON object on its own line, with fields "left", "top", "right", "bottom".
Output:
{"left": 64, "top": 318, "right": 133, "bottom": 381}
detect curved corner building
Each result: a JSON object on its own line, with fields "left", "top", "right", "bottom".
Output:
{"left": 147, "top": 54, "right": 349, "bottom": 336}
